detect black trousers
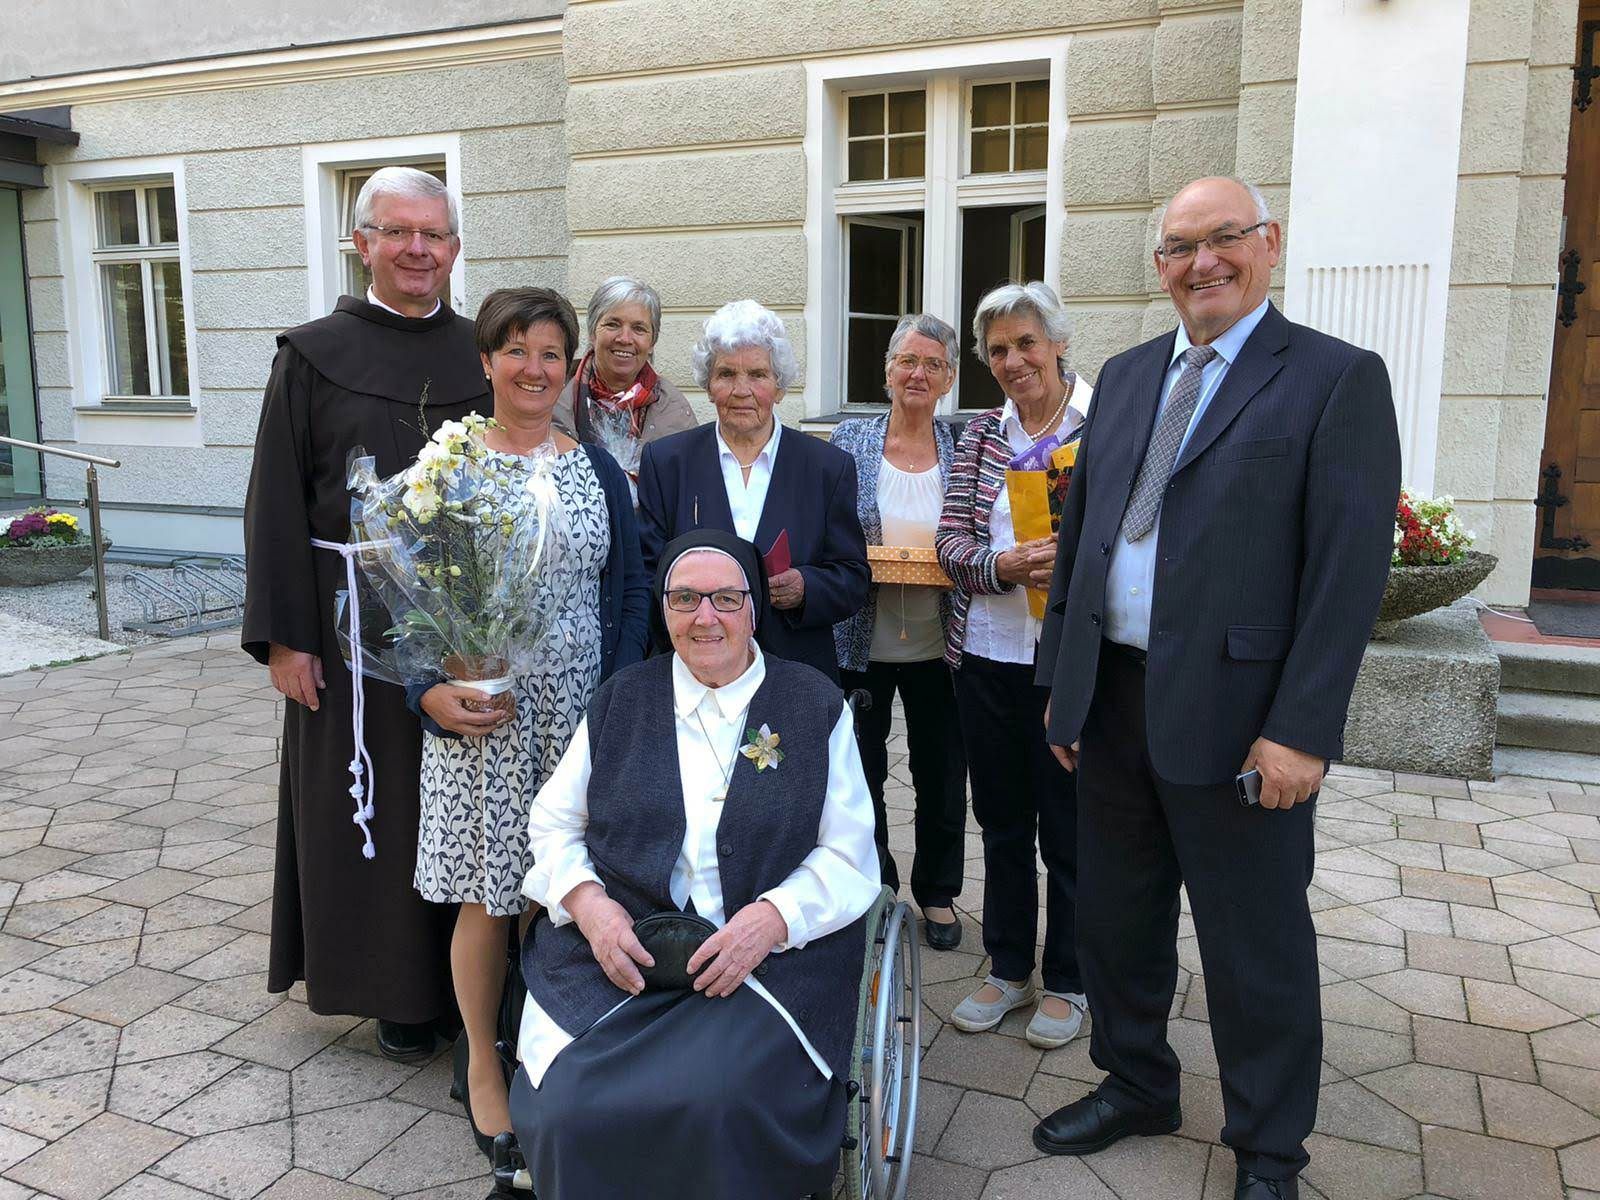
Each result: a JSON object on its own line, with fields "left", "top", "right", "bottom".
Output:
{"left": 952, "top": 652, "right": 1080, "bottom": 994}
{"left": 842, "top": 658, "right": 967, "bottom": 909}
{"left": 1078, "top": 643, "right": 1320, "bottom": 1180}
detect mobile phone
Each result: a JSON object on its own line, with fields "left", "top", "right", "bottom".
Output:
{"left": 1235, "top": 769, "right": 1263, "bottom": 807}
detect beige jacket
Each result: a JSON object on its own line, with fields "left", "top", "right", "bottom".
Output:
{"left": 553, "top": 373, "right": 699, "bottom": 447}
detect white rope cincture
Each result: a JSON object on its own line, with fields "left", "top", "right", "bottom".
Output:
{"left": 312, "top": 537, "right": 383, "bottom": 859}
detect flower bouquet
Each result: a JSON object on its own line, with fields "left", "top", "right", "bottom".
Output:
{"left": 584, "top": 400, "right": 644, "bottom": 505}
{"left": 327, "top": 414, "right": 575, "bottom": 857}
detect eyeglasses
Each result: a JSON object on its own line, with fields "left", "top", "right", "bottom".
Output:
{"left": 890, "top": 353, "right": 952, "bottom": 377}
{"left": 665, "top": 587, "right": 751, "bottom": 613}
{"left": 361, "top": 224, "right": 455, "bottom": 247}
{"left": 1155, "top": 222, "right": 1269, "bottom": 261}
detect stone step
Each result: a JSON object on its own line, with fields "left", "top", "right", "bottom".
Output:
{"left": 1496, "top": 688, "right": 1600, "bottom": 753}
{"left": 1493, "top": 745, "right": 1600, "bottom": 786}
{"left": 1495, "top": 640, "right": 1600, "bottom": 696}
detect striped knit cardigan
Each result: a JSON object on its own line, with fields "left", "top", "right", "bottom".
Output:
{"left": 935, "top": 375, "right": 1093, "bottom": 670}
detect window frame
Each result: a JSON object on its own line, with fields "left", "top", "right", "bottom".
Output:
{"left": 56, "top": 156, "right": 201, "bottom": 417}
{"left": 962, "top": 75, "right": 1052, "bottom": 177}
{"left": 839, "top": 84, "right": 930, "bottom": 185}
{"left": 88, "top": 179, "right": 187, "bottom": 401}
{"left": 301, "top": 134, "right": 463, "bottom": 317}
{"left": 804, "top": 40, "right": 1067, "bottom": 418}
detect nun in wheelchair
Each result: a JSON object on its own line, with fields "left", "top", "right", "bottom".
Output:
{"left": 511, "top": 527, "right": 882, "bottom": 1199}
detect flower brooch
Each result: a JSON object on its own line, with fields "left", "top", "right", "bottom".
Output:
{"left": 740, "top": 724, "right": 784, "bottom": 771}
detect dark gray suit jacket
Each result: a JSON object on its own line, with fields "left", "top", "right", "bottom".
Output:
{"left": 1036, "top": 303, "right": 1401, "bottom": 785}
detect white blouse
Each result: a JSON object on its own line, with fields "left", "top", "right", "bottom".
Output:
{"left": 871, "top": 459, "right": 946, "bottom": 663}
{"left": 715, "top": 420, "right": 782, "bottom": 542}
{"left": 518, "top": 646, "right": 881, "bottom": 1086}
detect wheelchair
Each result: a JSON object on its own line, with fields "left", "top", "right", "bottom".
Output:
{"left": 834, "top": 884, "right": 924, "bottom": 1200}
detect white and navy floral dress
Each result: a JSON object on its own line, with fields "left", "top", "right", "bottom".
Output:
{"left": 415, "top": 447, "right": 609, "bottom": 917}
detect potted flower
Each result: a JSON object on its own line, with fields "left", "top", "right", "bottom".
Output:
{"left": 0, "top": 507, "right": 109, "bottom": 587}
{"left": 1372, "top": 488, "right": 1496, "bottom": 636}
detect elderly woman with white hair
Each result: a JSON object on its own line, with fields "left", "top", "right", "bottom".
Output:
{"left": 829, "top": 313, "right": 968, "bottom": 952}
{"left": 509, "top": 527, "right": 880, "bottom": 1199}
{"left": 554, "top": 275, "right": 698, "bottom": 497}
{"left": 935, "top": 281, "right": 1094, "bottom": 1050}
{"left": 637, "top": 299, "right": 870, "bottom": 681}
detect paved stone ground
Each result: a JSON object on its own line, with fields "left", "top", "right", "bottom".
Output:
{"left": 3, "top": 635, "right": 1600, "bottom": 1198}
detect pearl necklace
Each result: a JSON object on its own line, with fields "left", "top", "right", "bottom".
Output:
{"left": 1020, "top": 387, "right": 1072, "bottom": 444}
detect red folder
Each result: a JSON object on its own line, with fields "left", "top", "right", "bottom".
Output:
{"left": 763, "top": 529, "right": 792, "bottom": 577}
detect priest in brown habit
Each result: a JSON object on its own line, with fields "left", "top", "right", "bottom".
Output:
{"left": 242, "top": 167, "right": 486, "bottom": 1061}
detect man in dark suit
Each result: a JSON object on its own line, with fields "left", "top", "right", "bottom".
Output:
{"left": 1031, "top": 177, "right": 1401, "bottom": 1200}
{"left": 636, "top": 300, "right": 869, "bottom": 681}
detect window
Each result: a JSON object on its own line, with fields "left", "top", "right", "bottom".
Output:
{"left": 812, "top": 50, "right": 1060, "bottom": 413}
{"left": 89, "top": 180, "right": 188, "bottom": 398}
{"left": 336, "top": 161, "right": 447, "bottom": 298}
{"left": 967, "top": 79, "right": 1049, "bottom": 175}
{"left": 845, "top": 89, "right": 926, "bottom": 182}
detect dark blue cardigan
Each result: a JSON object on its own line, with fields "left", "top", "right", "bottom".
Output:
{"left": 407, "top": 442, "right": 651, "bottom": 737}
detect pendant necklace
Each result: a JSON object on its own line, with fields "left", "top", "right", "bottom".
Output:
{"left": 694, "top": 701, "right": 752, "bottom": 804}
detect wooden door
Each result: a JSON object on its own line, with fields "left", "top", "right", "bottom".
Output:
{"left": 1536, "top": 4, "right": 1600, "bottom": 589}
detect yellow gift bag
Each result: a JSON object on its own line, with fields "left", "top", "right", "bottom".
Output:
{"left": 1004, "top": 440, "right": 1079, "bottom": 619}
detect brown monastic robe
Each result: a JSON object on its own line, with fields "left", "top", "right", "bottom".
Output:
{"left": 242, "top": 295, "right": 487, "bottom": 1020}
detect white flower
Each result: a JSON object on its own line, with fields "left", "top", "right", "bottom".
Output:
{"left": 402, "top": 477, "right": 442, "bottom": 522}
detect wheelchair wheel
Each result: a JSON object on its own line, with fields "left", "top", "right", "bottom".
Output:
{"left": 860, "top": 898, "right": 921, "bottom": 1200}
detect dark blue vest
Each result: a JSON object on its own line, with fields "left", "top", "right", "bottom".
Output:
{"left": 523, "top": 653, "right": 868, "bottom": 1079}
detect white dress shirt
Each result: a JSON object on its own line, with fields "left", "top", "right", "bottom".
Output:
{"left": 365, "top": 286, "right": 441, "bottom": 319}
{"left": 517, "top": 645, "right": 880, "bottom": 1087}
{"left": 1103, "top": 300, "right": 1270, "bottom": 650}
{"left": 715, "top": 420, "right": 782, "bottom": 542}
{"left": 964, "top": 393, "right": 1089, "bottom": 666}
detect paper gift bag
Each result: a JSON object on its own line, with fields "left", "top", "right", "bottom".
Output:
{"left": 1005, "top": 439, "right": 1079, "bottom": 619}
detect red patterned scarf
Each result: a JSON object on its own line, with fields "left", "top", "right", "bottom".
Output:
{"left": 577, "top": 350, "right": 661, "bottom": 438}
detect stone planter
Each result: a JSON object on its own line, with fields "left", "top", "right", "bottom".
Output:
{"left": 0, "top": 539, "right": 109, "bottom": 587}
{"left": 1372, "top": 550, "right": 1497, "bottom": 639}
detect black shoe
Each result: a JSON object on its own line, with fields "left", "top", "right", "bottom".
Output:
{"left": 492, "top": 1130, "right": 532, "bottom": 1193}
{"left": 377, "top": 1018, "right": 436, "bottom": 1063}
{"left": 1032, "top": 1092, "right": 1182, "bottom": 1156}
{"left": 923, "top": 913, "right": 962, "bottom": 952}
{"left": 1236, "top": 1167, "right": 1298, "bottom": 1200}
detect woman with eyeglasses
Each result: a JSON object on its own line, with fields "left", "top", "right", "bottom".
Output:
{"left": 936, "top": 281, "right": 1094, "bottom": 1050}
{"left": 829, "top": 313, "right": 968, "bottom": 952}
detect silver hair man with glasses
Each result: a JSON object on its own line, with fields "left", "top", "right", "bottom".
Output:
{"left": 243, "top": 166, "right": 486, "bottom": 1063}
{"left": 1031, "top": 177, "right": 1400, "bottom": 1200}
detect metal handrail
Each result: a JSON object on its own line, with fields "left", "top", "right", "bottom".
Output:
{"left": 0, "top": 433, "right": 122, "bottom": 639}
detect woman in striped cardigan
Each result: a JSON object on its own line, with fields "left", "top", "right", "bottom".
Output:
{"left": 935, "top": 282, "right": 1094, "bottom": 1050}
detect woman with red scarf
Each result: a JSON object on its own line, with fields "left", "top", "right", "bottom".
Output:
{"left": 555, "top": 276, "right": 699, "bottom": 501}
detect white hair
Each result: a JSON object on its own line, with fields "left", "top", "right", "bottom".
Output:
{"left": 1156, "top": 177, "right": 1273, "bottom": 240}
{"left": 690, "top": 299, "right": 799, "bottom": 391}
{"left": 353, "top": 166, "right": 461, "bottom": 236}
{"left": 586, "top": 275, "right": 663, "bottom": 345}
{"left": 970, "top": 282, "right": 1074, "bottom": 376}
{"left": 885, "top": 312, "right": 960, "bottom": 371}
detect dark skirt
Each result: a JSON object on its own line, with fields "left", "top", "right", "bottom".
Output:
{"left": 511, "top": 984, "right": 846, "bottom": 1199}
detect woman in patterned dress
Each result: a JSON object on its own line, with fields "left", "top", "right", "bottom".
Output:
{"left": 408, "top": 288, "right": 651, "bottom": 1184}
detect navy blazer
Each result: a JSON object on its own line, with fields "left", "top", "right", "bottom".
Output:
{"left": 1037, "top": 303, "right": 1401, "bottom": 784}
{"left": 409, "top": 441, "right": 651, "bottom": 737}
{"left": 636, "top": 422, "right": 870, "bottom": 681}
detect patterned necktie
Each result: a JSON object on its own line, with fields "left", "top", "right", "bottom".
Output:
{"left": 1120, "top": 344, "right": 1218, "bottom": 542}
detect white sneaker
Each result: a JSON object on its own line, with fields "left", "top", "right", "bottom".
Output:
{"left": 951, "top": 975, "right": 1037, "bottom": 1032}
{"left": 1026, "top": 990, "right": 1087, "bottom": 1049}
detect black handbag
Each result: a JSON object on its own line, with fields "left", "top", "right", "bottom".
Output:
{"left": 632, "top": 910, "right": 717, "bottom": 992}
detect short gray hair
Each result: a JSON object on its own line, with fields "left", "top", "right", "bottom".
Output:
{"left": 585, "top": 275, "right": 663, "bottom": 345}
{"left": 971, "top": 282, "right": 1074, "bottom": 376}
{"left": 354, "top": 166, "right": 460, "bottom": 236}
{"left": 885, "top": 312, "right": 959, "bottom": 371}
{"left": 1156, "top": 177, "right": 1272, "bottom": 240}
{"left": 691, "top": 300, "right": 799, "bottom": 391}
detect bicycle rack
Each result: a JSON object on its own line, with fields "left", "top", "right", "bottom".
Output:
{"left": 122, "top": 554, "right": 247, "bottom": 637}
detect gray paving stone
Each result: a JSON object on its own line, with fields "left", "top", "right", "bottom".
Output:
{"left": 169, "top": 971, "right": 286, "bottom": 1024}
{"left": 0, "top": 969, "right": 85, "bottom": 1016}
{"left": 1360, "top": 1062, "right": 1483, "bottom": 1132}
{"left": 933, "top": 1092, "right": 1040, "bottom": 1171}
{"left": 214, "top": 1002, "right": 359, "bottom": 1070}
{"left": 920, "top": 1028, "right": 1042, "bottom": 1100}
{"left": 1481, "top": 1075, "right": 1600, "bottom": 1147}
{"left": 1313, "top": 1079, "right": 1419, "bottom": 1152}
{"left": 0, "top": 1009, "right": 76, "bottom": 1061}
{"left": 979, "top": 1156, "right": 1116, "bottom": 1199}
{"left": 1301, "top": 1132, "right": 1424, "bottom": 1199}
{"left": 156, "top": 1061, "right": 288, "bottom": 1135}
{"left": 0, "top": 1125, "right": 45, "bottom": 1174}
{"left": 1422, "top": 1126, "right": 1562, "bottom": 1200}
{"left": 33, "top": 905, "right": 142, "bottom": 948}
{"left": 1405, "top": 932, "right": 1514, "bottom": 982}
{"left": 29, "top": 937, "right": 139, "bottom": 986}
{"left": 148, "top": 1118, "right": 292, "bottom": 1199}
{"left": 1077, "top": 1130, "right": 1209, "bottom": 1200}
{"left": 255, "top": 1170, "right": 387, "bottom": 1200}
{"left": 0, "top": 1068, "right": 110, "bottom": 1139}
{"left": 4, "top": 1111, "right": 181, "bottom": 1200}
{"left": 347, "top": 1110, "right": 486, "bottom": 1192}
{"left": 292, "top": 1097, "right": 426, "bottom": 1178}
{"left": 55, "top": 967, "right": 196, "bottom": 1027}
{"left": 106, "top": 1051, "right": 239, "bottom": 1123}
{"left": 289, "top": 1046, "right": 416, "bottom": 1115}
{"left": 103, "top": 1175, "right": 216, "bottom": 1199}
{"left": 0, "top": 1019, "right": 118, "bottom": 1083}
{"left": 1415, "top": 1015, "right": 1537, "bottom": 1081}
{"left": 115, "top": 1005, "right": 239, "bottom": 1064}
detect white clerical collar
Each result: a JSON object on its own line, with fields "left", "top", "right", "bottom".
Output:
{"left": 715, "top": 418, "right": 781, "bottom": 470}
{"left": 672, "top": 643, "right": 766, "bottom": 721}
{"left": 367, "top": 286, "right": 442, "bottom": 320}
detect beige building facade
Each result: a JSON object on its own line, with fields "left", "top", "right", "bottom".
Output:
{"left": 0, "top": 0, "right": 1589, "bottom": 605}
